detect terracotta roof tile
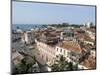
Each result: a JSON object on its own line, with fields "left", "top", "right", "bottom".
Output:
{"left": 81, "top": 55, "right": 96, "bottom": 69}
{"left": 58, "top": 41, "right": 82, "bottom": 53}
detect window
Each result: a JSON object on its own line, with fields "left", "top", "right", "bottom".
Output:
{"left": 64, "top": 50, "right": 66, "bottom": 54}
{"left": 57, "top": 48, "right": 58, "bottom": 51}
{"left": 60, "top": 49, "right": 62, "bottom": 53}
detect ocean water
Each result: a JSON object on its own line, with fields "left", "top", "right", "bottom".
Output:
{"left": 12, "top": 24, "right": 46, "bottom": 30}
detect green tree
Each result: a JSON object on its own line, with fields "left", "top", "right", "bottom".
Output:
{"left": 51, "top": 55, "right": 78, "bottom": 71}
{"left": 15, "top": 57, "right": 36, "bottom": 74}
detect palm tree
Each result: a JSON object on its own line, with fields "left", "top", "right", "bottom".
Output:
{"left": 51, "top": 55, "right": 78, "bottom": 71}
{"left": 66, "top": 62, "right": 73, "bottom": 71}
{"left": 57, "top": 55, "right": 68, "bottom": 71}
{"left": 51, "top": 63, "right": 59, "bottom": 71}
{"left": 15, "top": 57, "right": 36, "bottom": 74}
{"left": 51, "top": 55, "right": 68, "bottom": 71}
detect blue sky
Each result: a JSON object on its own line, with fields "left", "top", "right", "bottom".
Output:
{"left": 12, "top": 1, "right": 96, "bottom": 24}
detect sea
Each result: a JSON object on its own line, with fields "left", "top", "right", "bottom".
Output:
{"left": 12, "top": 24, "right": 47, "bottom": 30}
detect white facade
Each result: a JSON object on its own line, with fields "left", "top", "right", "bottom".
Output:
{"left": 60, "top": 32, "right": 64, "bottom": 40}
{"left": 24, "top": 32, "right": 28, "bottom": 43}
{"left": 55, "top": 46, "right": 70, "bottom": 57}
{"left": 86, "top": 22, "right": 91, "bottom": 28}
{"left": 84, "top": 41, "right": 94, "bottom": 45}
{"left": 21, "top": 32, "right": 29, "bottom": 44}
{"left": 86, "top": 30, "right": 95, "bottom": 40}
{"left": 55, "top": 46, "right": 74, "bottom": 63}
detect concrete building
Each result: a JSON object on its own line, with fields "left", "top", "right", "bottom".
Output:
{"left": 55, "top": 40, "right": 95, "bottom": 69}
{"left": 55, "top": 41, "right": 82, "bottom": 62}
{"left": 84, "top": 34, "right": 95, "bottom": 46}
{"left": 34, "top": 27, "right": 96, "bottom": 70}
{"left": 84, "top": 22, "right": 94, "bottom": 28}
{"left": 21, "top": 31, "right": 35, "bottom": 44}
{"left": 60, "top": 29, "right": 75, "bottom": 41}
{"left": 85, "top": 29, "right": 95, "bottom": 40}
{"left": 21, "top": 31, "right": 29, "bottom": 44}
{"left": 35, "top": 39, "right": 56, "bottom": 66}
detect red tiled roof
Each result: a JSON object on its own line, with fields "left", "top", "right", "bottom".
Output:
{"left": 81, "top": 55, "right": 96, "bottom": 69}
{"left": 58, "top": 41, "right": 82, "bottom": 53}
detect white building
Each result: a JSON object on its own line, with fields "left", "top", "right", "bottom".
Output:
{"left": 85, "top": 29, "right": 95, "bottom": 40}
{"left": 16, "top": 29, "right": 23, "bottom": 33}
{"left": 84, "top": 22, "right": 94, "bottom": 28}
{"left": 55, "top": 41, "right": 82, "bottom": 61}
{"left": 60, "top": 29, "right": 75, "bottom": 41}
{"left": 60, "top": 32, "right": 64, "bottom": 40}
{"left": 21, "top": 31, "right": 29, "bottom": 44}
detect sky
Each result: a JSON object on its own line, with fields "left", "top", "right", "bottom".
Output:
{"left": 12, "top": 1, "right": 96, "bottom": 25}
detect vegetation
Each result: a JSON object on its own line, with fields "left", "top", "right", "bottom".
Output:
{"left": 48, "top": 23, "right": 83, "bottom": 28}
{"left": 51, "top": 55, "right": 78, "bottom": 71}
{"left": 14, "top": 57, "right": 36, "bottom": 74}
{"left": 12, "top": 38, "right": 21, "bottom": 42}
{"left": 42, "top": 25, "right": 47, "bottom": 28}
{"left": 16, "top": 26, "right": 20, "bottom": 29}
